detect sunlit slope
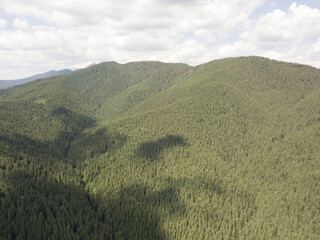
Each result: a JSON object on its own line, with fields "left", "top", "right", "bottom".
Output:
{"left": 0, "top": 61, "right": 191, "bottom": 140}
{"left": 89, "top": 57, "right": 320, "bottom": 239}
{"left": 0, "top": 61, "right": 191, "bottom": 116}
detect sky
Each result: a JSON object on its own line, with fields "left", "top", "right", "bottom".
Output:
{"left": 0, "top": 0, "right": 320, "bottom": 79}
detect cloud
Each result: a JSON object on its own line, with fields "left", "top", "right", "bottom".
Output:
{"left": 0, "top": 18, "right": 7, "bottom": 29}
{"left": 217, "top": 3, "right": 320, "bottom": 67}
{"left": 13, "top": 18, "right": 30, "bottom": 30}
{"left": 0, "top": 0, "right": 319, "bottom": 79}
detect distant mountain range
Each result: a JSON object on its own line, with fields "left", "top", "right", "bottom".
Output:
{"left": 0, "top": 69, "right": 73, "bottom": 89}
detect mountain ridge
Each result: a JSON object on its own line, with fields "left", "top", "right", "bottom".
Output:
{"left": 0, "top": 56, "right": 319, "bottom": 239}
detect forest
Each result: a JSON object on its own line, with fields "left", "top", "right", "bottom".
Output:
{"left": 0, "top": 56, "right": 319, "bottom": 239}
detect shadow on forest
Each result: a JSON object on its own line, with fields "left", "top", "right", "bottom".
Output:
{"left": 52, "top": 107, "right": 96, "bottom": 130}
{"left": 0, "top": 107, "right": 127, "bottom": 167}
{"left": 137, "top": 135, "right": 187, "bottom": 161}
{"left": 0, "top": 169, "right": 187, "bottom": 239}
{"left": 0, "top": 169, "right": 227, "bottom": 239}
{"left": 0, "top": 107, "right": 227, "bottom": 239}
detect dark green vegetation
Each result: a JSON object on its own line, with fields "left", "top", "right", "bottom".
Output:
{"left": 0, "top": 57, "right": 319, "bottom": 239}
{"left": 0, "top": 69, "right": 73, "bottom": 89}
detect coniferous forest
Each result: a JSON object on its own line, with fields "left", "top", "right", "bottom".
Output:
{"left": 0, "top": 56, "right": 319, "bottom": 239}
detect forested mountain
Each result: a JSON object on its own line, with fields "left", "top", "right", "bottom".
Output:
{"left": 0, "top": 56, "right": 319, "bottom": 239}
{"left": 0, "top": 69, "right": 73, "bottom": 89}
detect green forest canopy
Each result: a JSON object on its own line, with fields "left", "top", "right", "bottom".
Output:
{"left": 0, "top": 56, "right": 319, "bottom": 239}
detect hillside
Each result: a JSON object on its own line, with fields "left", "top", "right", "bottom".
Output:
{"left": 0, "top": 69, "right": 73, "bottom": 89}
{"left": 0, "top": 56, "right": 319, "bottom": 239}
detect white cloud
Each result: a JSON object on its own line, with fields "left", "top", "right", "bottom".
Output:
{"left": 217, "top": 3, "right": 320, "bottom": 67}
{"left": 13, "top": 18, "right": 30, "bottom": 30}
{"left": 0, "top": 0, "right": 319, "bottom": 79}
{"left": 0, "top": 18, "right": 7, "bottom": 29}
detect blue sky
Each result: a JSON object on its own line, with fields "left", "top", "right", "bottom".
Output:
{"left": 253, "top": 0, "right": 319, "bottom": 15}
{"left": 0, "top": 0, "right": 320, "bottom": 79}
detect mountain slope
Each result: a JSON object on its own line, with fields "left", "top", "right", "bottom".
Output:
{"left": 0, "top": 57, "right": 319, "bottom": 239}
{"left": 0, "top": 69, "right": 73, "bottom": 89}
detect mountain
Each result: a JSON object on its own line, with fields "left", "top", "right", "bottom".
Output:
{"left": 0, "top": 57, "right": 319, "bottom": 239}
{"left": 0, "top": 69, "right": 73, "bottom": 89}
